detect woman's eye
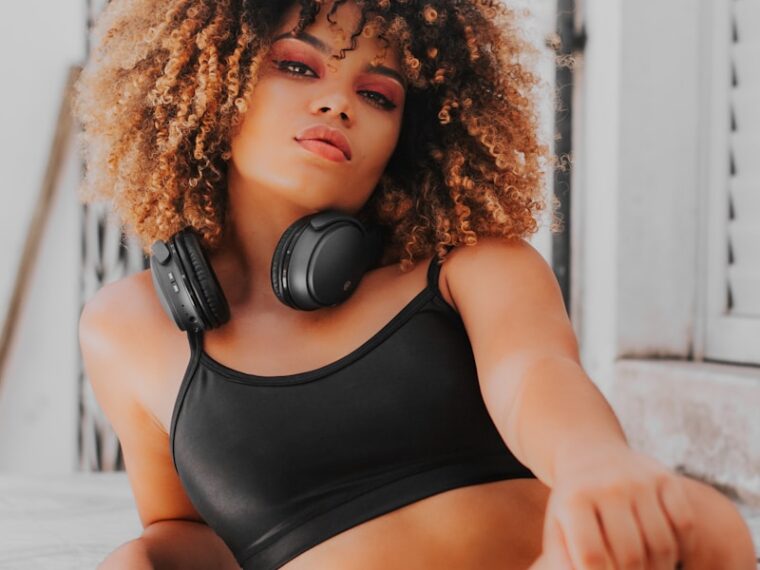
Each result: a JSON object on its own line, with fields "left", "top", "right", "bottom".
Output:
{"left": 359, "top": 90, "right": 397, "bottom": 111}
{"left": 273, "top": 59, "right": 317, "bottom": 78}
{"left": 273, "top": 58, "right": 397, "bottom": 111}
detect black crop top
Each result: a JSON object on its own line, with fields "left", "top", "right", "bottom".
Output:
{"left": 169, "top": 252, "right": 536, "bottom": 569}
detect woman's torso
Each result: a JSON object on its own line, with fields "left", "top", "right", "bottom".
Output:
{"left": 131, "top": 252, "right": 550, "bottom": 569}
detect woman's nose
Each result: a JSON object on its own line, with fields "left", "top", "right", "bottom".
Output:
{"left": 309, "top": 90, "right": 353, "bottom": 124}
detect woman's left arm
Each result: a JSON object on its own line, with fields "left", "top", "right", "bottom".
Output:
{"left": 445, "top": 237, "right": 756, "bottom": 569}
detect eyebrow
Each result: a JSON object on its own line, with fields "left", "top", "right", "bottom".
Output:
{"left": 272, "top": 30, "right": 407, "bottom": 90}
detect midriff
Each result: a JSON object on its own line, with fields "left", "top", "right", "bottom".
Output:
{"left": 279, "top": 477, "right": 550, "bottom": 570}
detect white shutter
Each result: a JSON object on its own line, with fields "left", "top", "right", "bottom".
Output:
{"left": 704, "top": 0, "right": 760, "bottom": 364}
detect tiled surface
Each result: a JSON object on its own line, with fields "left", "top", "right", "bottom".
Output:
{"left": 0, "top": 473, "right": 758, "bottom": 569}
{"left": 0, "top": 473, "right": 141, "bottom": 569}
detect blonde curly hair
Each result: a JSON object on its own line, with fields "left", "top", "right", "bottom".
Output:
{"left": 72, "top": 0, "right": 559, "bottom": 271}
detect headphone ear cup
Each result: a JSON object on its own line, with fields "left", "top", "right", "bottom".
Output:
{"left": 150, "top": 238, "right": 199, "bottom": 331}
{"left": 174, "top": 229, "right": 230, "bottom": 329}
{"left": 270, "top": 217, "right": 310, "bottom": 307}
{"left": 271, "top": 210, "right": 380, "bottom": 311}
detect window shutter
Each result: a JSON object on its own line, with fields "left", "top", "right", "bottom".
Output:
{"left": 704, "top": 0, "right": 760, "bottom": 364}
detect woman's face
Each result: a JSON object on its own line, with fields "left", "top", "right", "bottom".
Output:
{"left": 229, "top": 0, "right": 407, "bottom": 215}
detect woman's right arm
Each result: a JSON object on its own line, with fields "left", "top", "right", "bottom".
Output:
{"left": 98, "top": 520, "right": 239, "bottom": 569}
{"left": 79, "top": 273, "right": 241, "bottom": 570}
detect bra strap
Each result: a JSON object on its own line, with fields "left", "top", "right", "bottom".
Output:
{"left": 426, "top": 245, "right": 454, "bottom": 294}
{"left": 186, "top": 326, "right": 204, "bottom": 356}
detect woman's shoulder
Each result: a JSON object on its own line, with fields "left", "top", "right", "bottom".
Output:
{"left": 79, "top": 268, "right": 178, "bottom": 349}
{"left": 442, "top": 237, "right": 542, "bottom": 284}
{"left": 79, "top": 269, "right": 189, "bottom": 429}
{"left": 79, "top": 271, "right": 210, "bottom": 525}
{"left": 440, "top": 237, "right": 546, "bottom": 311}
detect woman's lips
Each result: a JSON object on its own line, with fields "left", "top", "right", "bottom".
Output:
{"left": 295, "top": 139, "right": 348, "bottom": 163}
{"left": 294, "top": 124, "right": 352, "bottom": 159}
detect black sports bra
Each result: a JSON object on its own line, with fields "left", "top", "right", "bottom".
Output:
{"left": 169, "top": 252, "right": 536, "bottom": 569}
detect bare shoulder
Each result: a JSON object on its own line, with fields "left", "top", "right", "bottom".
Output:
{"left": 78, "top": 269, "right": 204, "bottom": 527}
{"left": 440, "top": 236, "right": 579, "bottom": 389}
{"left": 440, "top": 236, "right": 556, "bottom": 314}
{"left": 81, "top": 267, "right": 170, "bottom": 321}
{"left": 434, "top": 237, "right": 581, "bottom": 420}
{"left": 79, "top": 270, "right": 190, "bottom": 431}
{"left": 80, "top": 268, "right": 163, "bottom": 328}
{"left": 78, "top": 268, "right": 188, "bottom": 431}
{"left": 79, "top": 269, "right": 166, "bottom": 350}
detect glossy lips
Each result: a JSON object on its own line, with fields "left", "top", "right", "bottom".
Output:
{"left": 294, "top": 124, "right": 352, "bottom": 161}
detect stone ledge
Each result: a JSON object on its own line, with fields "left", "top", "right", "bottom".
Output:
{"left": 0, "top": 472, "right": 142, "bottom": 568}
{"left": 609, "top": 359, "right": 760, "bottom": 507}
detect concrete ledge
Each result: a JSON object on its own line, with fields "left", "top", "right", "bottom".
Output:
{"left": 0, "top": 472, "right": 141, "bottom": 568}
{"left": 609, "top": 359, "right": 760, "bottom": 507}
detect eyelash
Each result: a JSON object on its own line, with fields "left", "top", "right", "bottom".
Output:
{"left": 271, "top": 59, "right": 397, "bottom": 111}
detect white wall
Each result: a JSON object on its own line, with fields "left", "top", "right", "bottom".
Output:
{"left": 0, "top": 2, "right": 85, "bottom": 333}
{"left": 574, "top": 0, "right": 703, "bottom": 391}
{"left": 0, "top": 2, "right": 86, "bottom": 472}
{"left": 507, "top": 0, "right": 560, "bottom": 260}
{"left": 573, "top": 0, "right": 706, "bottom": 384}
{"left": 572, "top": 0, "right": 622, "bottom": 395}
{"left": 574, "top": 0, "right": 760, "bottom": 503}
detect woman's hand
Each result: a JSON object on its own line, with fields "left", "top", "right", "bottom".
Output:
{"left": 532, "top": 443, "right": 696, "bottom": 569}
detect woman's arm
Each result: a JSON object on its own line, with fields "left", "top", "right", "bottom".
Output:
{"left": 495, "top": 354, "right": 626, "bottom": 487}
{"left": 445, "top": 237, "right": 756, "bottom": 568}
{"left": 442, "top": 237, "right": 605, "bottom": 484}
{"left": 99, "top": 520, "right": 241, "bottom": 569}
{"left": 80, "top": 274, "right": 242, "bottom": 570}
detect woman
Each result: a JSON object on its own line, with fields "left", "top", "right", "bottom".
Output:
{"left": 73, "top": 0, "right": 756, "bottom": 568}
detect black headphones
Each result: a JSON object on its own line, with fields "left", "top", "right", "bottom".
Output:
{"left": 149, "top": 209, "right": 383, "bottom": 332}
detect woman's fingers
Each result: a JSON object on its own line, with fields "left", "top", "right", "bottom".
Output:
{"left": 529, "top": 514, "right": 577, "bottom": 570}
{"left": 595, "top": 496, "right": 647, "bottom": 569}
{"left": 544, "top": 515, "right": 575, "bottom": 569}
{"left": 632, "top": 489, "right": 679, "bottom": 570}
{"left": 537, "top": 468, "right": 701, "bottom": 570}
{"left": 658, "top": 475, "right": 697, "bottom": 561}
{"left": 557, "top": 496, "right": 615, "bottom": 569}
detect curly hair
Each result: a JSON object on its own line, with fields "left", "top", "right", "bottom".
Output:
{"left": 72, "top": 0, "right": 559, "bottom": 271}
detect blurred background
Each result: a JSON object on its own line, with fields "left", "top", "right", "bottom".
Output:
{"left": 0, "top": 0, "right": 758, "bottom": 567}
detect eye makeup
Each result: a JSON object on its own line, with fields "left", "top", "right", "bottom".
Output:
{"left": 269, "top": 41, "right": 402, "bottom": 110}
{"left": 271, "top": 31, "right": 407, "bottom": 88}
{"left": 270, "top": 42, "right": 321, "bottom": 72}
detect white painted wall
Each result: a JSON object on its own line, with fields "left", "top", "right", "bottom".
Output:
{"left": 0, "top": 2, "right": 86, "bottom": 473}
{"left": 0, "top": 2, "right": 85, "bottom": 338}
{"left": 508, "top": 0, "right": 559, "bottom": 261}
{"left": 571, "top": 0, "right": 622, "bottom": 395}
{"left": 572, "top": 0, "right": 706, "bottom": 380}
{"left": 574, "top": 0, "right": 710, "bottom": 390}
{"left": 0, "top": 129, "right": 83, "bottom": 474}
{"left": 574, "top": 0, "right": 760, "bottom": 502}
{"left": 616, "top": 0, "right": 701, "bottom": 358}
